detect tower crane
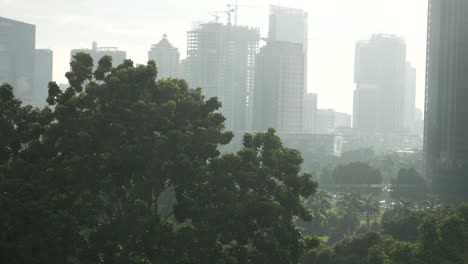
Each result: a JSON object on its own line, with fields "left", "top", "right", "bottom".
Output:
{"left": 227, "top": 0, "right": 256, "bottom": 25}
{"left": 209, "top": 7, "right": 235, "bottom": 25}
{"left": 209, "top": 12, "right": 221, "bottom": 22}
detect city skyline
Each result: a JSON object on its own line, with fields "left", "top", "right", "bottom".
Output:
{"left": 1, "top": 0, "right": 428, "bottom": 115}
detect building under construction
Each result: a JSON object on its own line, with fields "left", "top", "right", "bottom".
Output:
{"left": 185, "top": 22, "right": 260, "bottom": 131}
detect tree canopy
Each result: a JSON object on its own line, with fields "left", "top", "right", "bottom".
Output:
{"left": 331, "top": 162, "right": 382, "bottom": 185}
{"left": 303, "top": 204, "right": 468, "bottom": 264}
{"left": 391, "top": 168, "right": 427, "bottom": 202}
{"left": 0, "top": 53, "right": 317, "bottom": 263}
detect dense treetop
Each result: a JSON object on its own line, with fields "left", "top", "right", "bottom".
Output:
{"left": 0, "top": 53, "right": 317, "bottom": 264}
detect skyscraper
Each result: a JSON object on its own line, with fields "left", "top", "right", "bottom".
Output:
{"left": 303, "top": 93, "right": 318, "bottom": 132}
{"left": 253, "top": 41, "right": 305, "bottom": 132}
{"left": 425, "top": 0, "right": 468, "bottom": 172}
{"left": 148, "top": 34, "right": 180, "bottom": 80}
{"left": 353, "top": 34, "right": 407, "bottom": 133}
{"left": 269, "top": 5, "right": 309, "bottom": 94}
{"left": 178, "top": 58, "right": 186, "bottom": 80}
{"left": 0, "top": 16, "right": 35, "bottom": 104}
{"left": 353, "top": 84, "right": 378, "bottom": 130}
{"left": 252, "top": 6, "right": 308, "bottom": 132}
{"left": 71, "top": 42, "right": 126, "bottom": 70}
{"left": 33, "top": 49, "right": 53, "bottom": 107}
{"left": 185, "top": 22, "right": 259, "bottom": 131}
{"left": 403, "top": 63, "right": 416, "bottom": 132}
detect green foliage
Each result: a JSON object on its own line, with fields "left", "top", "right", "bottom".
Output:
{"left": 331, "top": 162, "right": 382, "bottom": 185}
{"left": 391, "top": 168, "right": 427, "bottom": 202}
{"left": 303, "top": 203, "right": 468, "bottom": 264}
{"left": 418, "top": 204, "right": 468, "bottom": 264}
{"left": 381, "top": 204, "right": 425, "bottom": 242}
{"left": 297, "top": 190, "right": 333, "bottom": 237}
{"left": 340, "top": 149, "right": 376, "bottom": 164}
{"left": 0, "top": 54, "right": 318, "bottom": 263}
{"left": 178, "top": 129, "right": 318, "bottom": 263}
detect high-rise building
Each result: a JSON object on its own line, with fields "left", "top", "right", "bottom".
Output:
{"left": 353, "top": 84, "right": 378, "bottom": 130}
{"left": 353, "top": 34, "right": 407, "bottom": 133}
{"left": 178, "top": 58, "right": 186, "bottom": 80}
{"left": 403, "top": 62, "right": 416, "bottom": 131}
{"left": 425, "top": 0, "right": 468, "bottom": 172}
{"left": 71, "top": 42, "right": 126, "bottom": 70}
{"left": 33, "top": 49, "right": 53, "bottom": 107}
{"left": 269, "top": 5, "right": 308, "bottom": 44}
{"left": 252, "top": 41, "right": 304, "bottom": 132}
{"left": 303, "top": 93, "right": 318, "bottom": 132}
{"left": 252, "top": 6, "right": 308, "bottom": 132}
{"left": 185, "top": 22, "right": 259, "bottom": 131}
{"left": 148, "top": 34, "right": 180, "bottom": 79}
{"left": 0, "top": 16, "right": 35, "bottom": 104}
{"left": 269, "top": 5, "right": 309, "bottom": 95}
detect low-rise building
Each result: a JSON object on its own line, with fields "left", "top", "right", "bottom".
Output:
{"left": 222, "top": 131, "right": 343, "bottom": 157}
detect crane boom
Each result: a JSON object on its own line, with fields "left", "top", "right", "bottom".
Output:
{"left": 227, "top": 0, "right": 257, "bottom": 25}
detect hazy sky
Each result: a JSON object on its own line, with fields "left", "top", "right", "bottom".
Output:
{"left": 1, "top": 0, "right": 428, "bottom": 114}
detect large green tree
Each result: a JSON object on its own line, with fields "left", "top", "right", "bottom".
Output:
{"left": 0, "top": 53, "right": 317, "bottom": 263}
{"left": 331, "top": 162, "right": 382, "bottom": 186}
{"left": 298, "top": 190, "right": 333, "bottom": 237}
{"left": 391, "top": 168, "right": 427, "bottom": 202}
{"left": 177, "top": 129, "right": 318, "bottom": 263}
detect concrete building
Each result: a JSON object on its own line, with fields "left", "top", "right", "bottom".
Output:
{"left": 148, "top": 34, "right": 180, "bottom": 79}
{"left": 415, "top": 108, "right": 424, "bottom": 137}
{"left": 353, "top": 84, "right": 377, "bottom": 130}
{"left": 33, "top": 49, "right": 53, "bottom": 107}
{"left": 269, "top": 5, "right": 308, "bottom": 46}
{"left": 178, "top": 58, "right": 186, "bottom": 80}
{"left": 353, "top": 34, "right": 407, "bottom": 133}
{"left": 335, "top": 112, "right": 352, "bottom": 129}
{"left": 252, "top": 6, "right": 308, "bottom": 133}
{"left": 71, "top": 42, "right": 126, "bottom": 70}
{"left": 252, "top": 41, "right": 304, "bottom": 132}
{"left": 269, "top": 5, "right": 308, "bottom": 90}
{"left": 315, "top": 109, "right": 335, "bottom": 133}
{"left": 315, "top": 109, "right": 352, "bottom": 133}
{"left": 303, "top": 93, "right": 318, "bottom": 132}
{"left": 185, "top": 22, "right": 259, "bottom": 131}
{"left": 403, "top": 63, "right": 416, "bottom": 132}
{"left": 0, "top": 16, "right": 35, "bottom": 105}
{"left": 222, "top": 131, "right": 343, "bottom": 157}
{"left": 425, "top": 0, "right": 468, "bottom": 173}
